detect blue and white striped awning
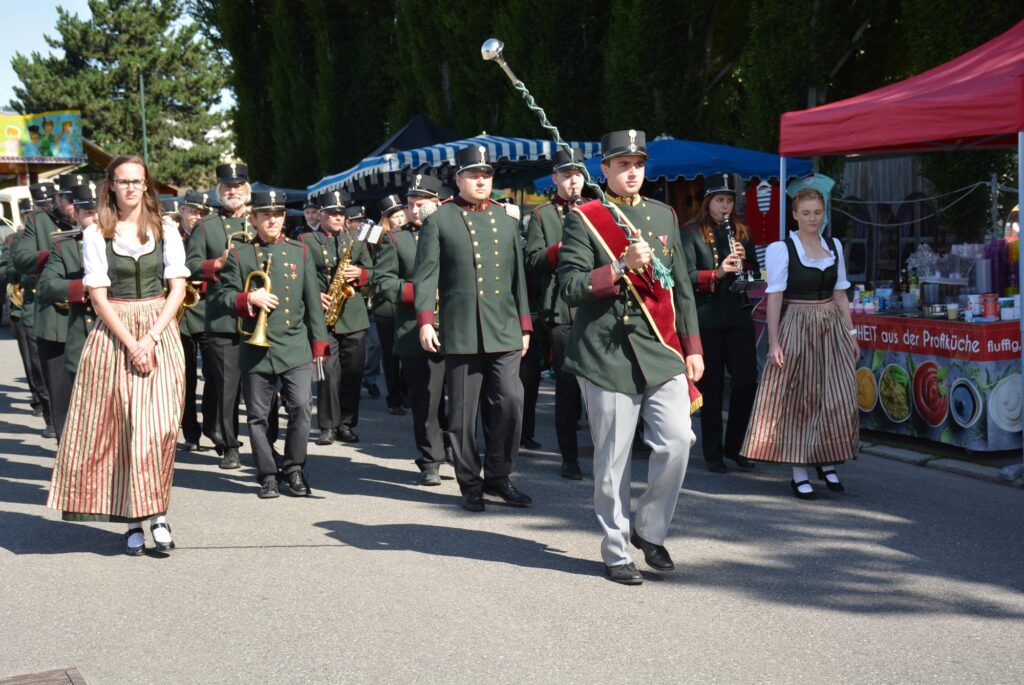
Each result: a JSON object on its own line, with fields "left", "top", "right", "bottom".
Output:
{"left": 307, "top": 134, "right": 600, "bottom": 196}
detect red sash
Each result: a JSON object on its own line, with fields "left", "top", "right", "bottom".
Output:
{"left": 574, "top": 200, "right": 703, "bottom": 413}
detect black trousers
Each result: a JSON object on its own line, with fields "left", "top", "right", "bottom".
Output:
{"left": 203, "top": 332, "right": 242, "bottom": 450}
{"left": 446, "top": 351, "right": 523, "bottom": 495}
{"left": 401, "top": 353, "right": 447, "bottom": 470}
{"left": 376, "top": 315, "right": 404, "bottom": 409}
{"left": 13, "top": 321, "right": 49, "bottom": 419}
{"left": 180, "top": 330, "right": 214, "bottom": 444}
{"left": 317, "top": 329, "right": 366, "bottom": 430}
{"left": 37, "top": 338, "right": 71, "bottom": 440}
{"left": 243, "top": 363, "right": 312, "bottom": 480}
{"left": 549, "top": 323, "right": 582, "bottom": 462}
{"left": 518, "top": 317, "right": 542, "bottom": 441}
{"left": 696, "top": 322, "right": 758, "bottom": 463}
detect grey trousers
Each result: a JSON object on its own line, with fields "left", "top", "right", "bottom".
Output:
{"left": 579, "top": 374, "right": 695, "bottom": 567}
{"left": 243, "top": 362, "right": 313, "bottom": 480}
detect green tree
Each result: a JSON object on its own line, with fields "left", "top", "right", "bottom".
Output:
{"left": 11, "top": 0, "right": 230, "bottom": 188}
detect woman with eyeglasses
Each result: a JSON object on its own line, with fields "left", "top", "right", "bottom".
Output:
{"left": 47, "top": 154, "right": 189, "bottom": 555}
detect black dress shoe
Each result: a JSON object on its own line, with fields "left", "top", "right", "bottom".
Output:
{"left": 706, "top": 461, "right": 728, "bottom": 473}
{"left": 337, "top": 427, "right": 359, "bottom": 443}
{"left": 444, "top": 445, "right": 455, "bottom": 466}
{"left": 31, "top": 407, "right": 44, "bottom": 418}
{"left": 726, "top": 454, "right": 756, "bottom": 470}
{"left": 815, "top": 466, "right": 845, "bottom": 492}
{"left": 219, "top": 448, "right": 242, "bottom": 470}
{"left": 560, "top": 460, "right": 583, "bottom": 480}
{"left": 315, "top": 428, "right": 336, "bottom": 445}
{"left": 125, "top": 527, "right": 146, "bottom": 556}
{"left": 461, "top": 491, "right": 485, "bottom": 512}
{"left": 604, "top": 562, "right": 643, "bottom": 585}
{"left": 520, "top": 436, "right": 542, "bottom": 450}
{"left": 150, "top": 522, "right": 175, "bottom": 551}
{"left": 41, "top": 423, "right": 56, "bottom": 440}
{"left": 483, "top": 481, "right": 532, "bottom": 507}
{"left": 791, "top": 479, "right": 816, "bottom": 499}
{"left": 418, "top": 467, "right": 441, "bottom": 486}
{"left": 258, "top": 477, "right": 280, "bottom": 499}
{"left": 630, "top": 532, "right": 675, "bottom": 571}
{"left": 387, "top": 405, "right": 406, "bottom": 415}
{"left": 285, "top": 470, "right": 310, "bottom": 497}
{"left": 364, "top": 383, "right": 381, "bottom": 398}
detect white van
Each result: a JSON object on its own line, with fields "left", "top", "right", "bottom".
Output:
{"left": 0, "top": 185, "right": 31, "bottom": 235}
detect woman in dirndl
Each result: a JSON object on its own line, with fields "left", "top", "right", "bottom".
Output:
{"left": 47, "top": 154, "right": 188, "bottom": 554}
{"left": 741, "top": 177, "right": 859, "bottom": 498}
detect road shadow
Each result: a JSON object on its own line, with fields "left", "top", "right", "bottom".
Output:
{"left": 315, "top": 519, "right": 596, "bottom": 577}
{"left": 0, "top": 510, "right": 123, "bottom": 556}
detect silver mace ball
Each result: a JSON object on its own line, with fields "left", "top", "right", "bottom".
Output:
{"left": 481, "top": 38, "right": 520, "bottom": 84}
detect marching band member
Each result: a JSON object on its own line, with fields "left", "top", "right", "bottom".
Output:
{"left": 177, "top": 190, "right": 214, "bottom": 451}
{"left": 374, "top": 194, "right": 408, "bottom": 415}
{"left": 217, "top": 190, "right": 330, "bottom": 498}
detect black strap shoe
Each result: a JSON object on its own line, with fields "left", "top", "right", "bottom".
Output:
{"left": 150, "top": 522, "right": 175, "bottom": 551}
{"left": 125, "top": 527, "right": 146, "bottom": 556}
{"left": 791, "top": 479, "right": 816, "bottom": 499}
{"left": 219, "top": 448, "right": 242, "bottom": 470}
{"left": 285, "top": 470, "right": 310, "bottom": 497}
{"left": 258, "top": 477, "right": 280, "bottom": 499}
{"left": 630, "top": 532, "right": 675, "bottom": 571}
{"left": 315, "top": 428, "right": 337, "bottom": 446}
{"left": 483, "top": 481, "right": 533, "bottom": 507}
{"left": 605, "top": 562, "right": 643, "bottom": 585}
{"left": 461, "top": 491, "right": 485, "bottom": 512}
{"left": 815, "top": 466, "right": 845, "bottom": 492}
{"left": 337, "top": 427, "right": 359, "bottom": 443}
{"left": 560, "top": 460, "right": 583, "bottom": 480}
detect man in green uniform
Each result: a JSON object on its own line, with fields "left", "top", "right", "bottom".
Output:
{"left": 373, "top": 174, "right": 448, "bottom": 485}
{"left": 217, "top": 190, "right": 330, "bottom": 498}
{"left": 14, "top": 181, "right": 73, "bottom": 440}
{"left": 558, "top": 130, "right": 704, "bottom": 585}
{"left": 413, "top": 146, "right": 534, "bottom": 512}
{"left": 185, "top": 162, "right": 255, "bottom": 469}
{"left": 3, "top": 221, "right": 49, "bottom": 422}
{"left": 525, "top": 147, "right": 587, "bottom": 480}
{"left": 36, "top": 181, "right": 99, "bottom": 383}
{"left": 301, "top": 192, "right": 373, "bottom": 444}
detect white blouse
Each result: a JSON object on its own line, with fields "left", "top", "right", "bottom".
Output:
{"left": 82, "top": 224, "right": 190, "bottom": 288}
{"left": 764, "top": 231, "right": 850, "bottom": 294}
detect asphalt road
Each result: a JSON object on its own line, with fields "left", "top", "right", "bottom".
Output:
{"left": 0, "top": 327, "right": 1022, "bottom": 684}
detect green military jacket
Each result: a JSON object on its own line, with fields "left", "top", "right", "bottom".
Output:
{"left": 413, "top": 198, "right": 532, "bottom": 355}
{"left": 372, "top": 224, "right": 430, "bottom": 359}
{"left": 36, "top": 232, "right": 95, "bottom": 374}
{"left": 0, "top": 233, "right": 21, "bottom": 320}
{"left": 367, "top": 239, "right": 395, "bottom": 320}
{"left": 299, "top": 228, "right": 372, "bottom": 335}
{"left": 557, "top": 196, "right": 703, "bottom": 394}
{"left": 679, "top": 221, "right": 761, "bottom": 332}
{"left": 525, "top": 197, "right": 575, "bottom": 326}
{"left": 13, "top": 208, "right": 72, "bottom": 337}
{"left": 178, "top": 226, "right": 207, "bottom": 337}
{"left": 216, "top": 236, "right": 329, "bottom": 375}
{"left": 184, "top": 213, "right": 254, "bottom": 334}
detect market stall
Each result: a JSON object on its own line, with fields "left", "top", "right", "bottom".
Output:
{"left": 776, "top": 20, "right": 1024, "bottom": 461}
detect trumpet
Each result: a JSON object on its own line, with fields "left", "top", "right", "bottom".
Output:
{"left": 226, "top": 223, "right": 252, "bottom": 251}
{"left": 239, "top": 255, "right": 272, "bottom": 347}
{"left": 176, "top": 282, "right": 202, "bottom": 322}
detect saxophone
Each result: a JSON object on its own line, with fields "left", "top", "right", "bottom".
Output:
{"left": 323, "top": 239, "right": 356, "bottom": 328}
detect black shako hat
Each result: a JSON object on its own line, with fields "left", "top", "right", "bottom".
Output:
{"left": 183, "top": 189, "right": 213, "bottom": 210}
{"left": 552, "top": 147, "right": 586, "bottom": 172}
{"left": 303, "top": 196, "right": 320, "bottom": 209}
{"left": 600, "top": 129, "right": 649, "bottom": 161}
{"left": 57, "top": 173, "right": 87, "bottom": 196}
{"left": 345, "top": 205, "right": 367, "bottom": 221}
{"left": 160, "top": 198, "right": 181, "bottom": 215}
{"left": 251, "top": 189, "right": 287, "bottom": 211}
{"left": 378, "top": 194, "right": 404, "bottom": 218}
{"left": 703, "top": 172, "right": 736, "bottom": 197}
{"left": 319, "top": 189, "right": 349, "bottom": 212}
{"left": 455, "top": 145, "right": 493, "bottom": 174}
{"left": 215, "top": 162, "right": 249, "bottom": 184}
{"left": 406, "top": 173, "right": 443, "bottom": 199}
{"left": 29, "top": 182, "right": 57, "bottom": 202}
{"left": 71, "top": 181, "right": 99, "bottom": 210}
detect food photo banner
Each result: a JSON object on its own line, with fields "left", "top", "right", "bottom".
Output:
{"left": 0, "top": 109, "right": 85, "bottom": 161}
{"left": 852, "top": 315, "right": 1021, "bottom": 452}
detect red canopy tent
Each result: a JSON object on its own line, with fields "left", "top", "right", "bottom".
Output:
{"left": 779, "top": 19, "right": 1024, "bottom": 157}
{"left": 775, "top": 20, "right": 1024, "bottom": 477}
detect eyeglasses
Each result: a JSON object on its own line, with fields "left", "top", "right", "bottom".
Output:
{"left": 113, "top": 179, "right": 146, "bottom": 190}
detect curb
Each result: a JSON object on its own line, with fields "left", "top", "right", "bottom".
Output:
{"left": 860, "top": 443, "right": 1024, "bottom": 487}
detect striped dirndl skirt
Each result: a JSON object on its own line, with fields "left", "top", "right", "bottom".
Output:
{"left": 47, "top": 296, "right": 185, "bottom": 522}
{"left": 741, "top": 299, "right": 859, "bottom": 465}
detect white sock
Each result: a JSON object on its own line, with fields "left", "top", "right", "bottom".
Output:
{"left": 150, "top": 516, "right": 172, "bottom": 545}
{"left": 792, "top": 467, "right": 813, "bottom": 494}
{"left": 126, "top": 525, "right": 145, "bottom": 548}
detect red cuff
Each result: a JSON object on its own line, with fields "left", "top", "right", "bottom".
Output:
{"left": 201, "top": 258, "right": 220, "bottom": 282}
{"left": 400, "top": 282, "right": 415, "bottom": 306}
{"left": 590, "top": 264, "right": 621, "bottom": 298}
{"left": 546, "top": 242, "right": 561, "bottom": 269}
{"left": 356, "top": 268, "right": 369, "bottom": 287}
{"left": 68, "top": 279, "right": 86, "bottom": 304}
{"left": 681, "top": 334, "right": 703, "bottom": 357}
{"left": 696, "top": 269, "right": 717, "bottom": 294}
{"left": 235, "top": 292, "right": 256, "bottom": 318}
{"left": 416, "top": 310, "right": 435, "bottom": 327}
{"left": 311, "top": 340, "right": 329, "bottom": 358}
{"left": 36, "top": 250, "right": 51, "bottom": 273}
{"left": 519, "top": 314, "right": 534, "bottom": 333}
